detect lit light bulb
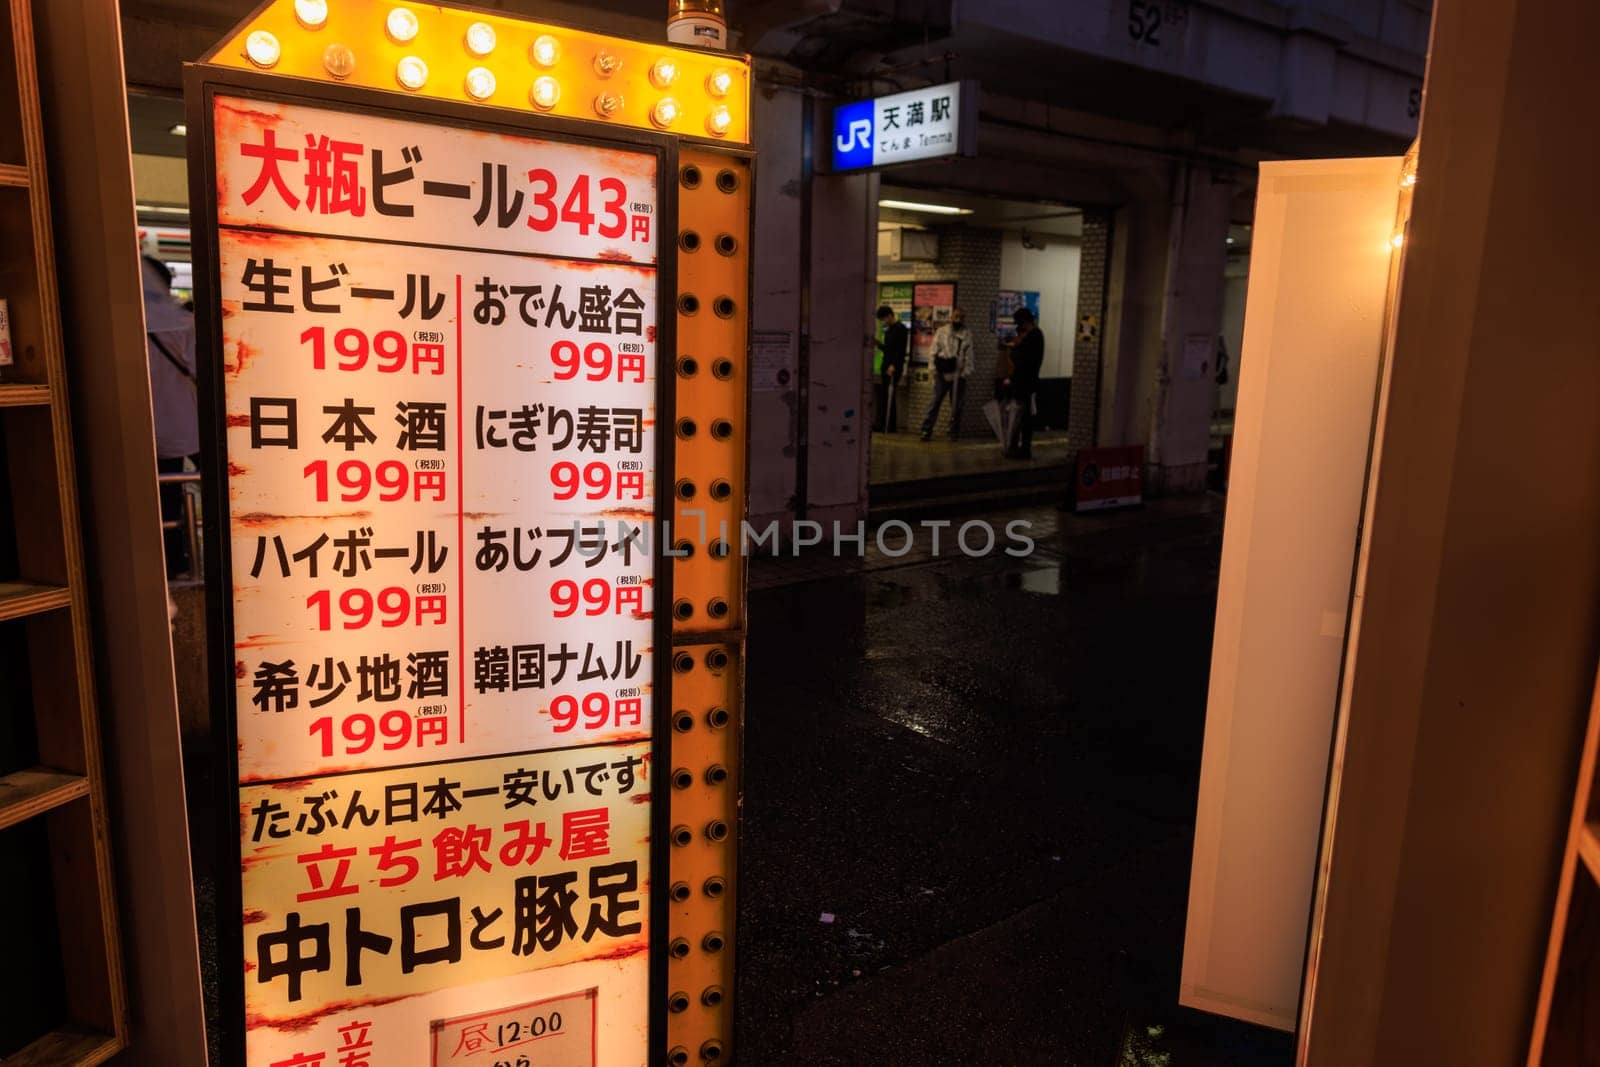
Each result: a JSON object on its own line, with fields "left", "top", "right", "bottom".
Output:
{"left": 386, "top": 7, "right": 419, "bottom": 44}
{"left": 650, "top": 58, "right": 679, "bottom": 88}
{"left": 594, "top": 50, "right": 620, "bottom": 77}
{"left": 706, "top": 105, "right": 732, "bottom": 137}
{"left": 323, "top": 43, "right": 356, "bottom": 80}
{"left": 395, "top": 55, "right": 428, "bottom": 91}
{"left": 530, "top": 76, "right": 561, "bottom": 111}
{"left": 1401, "top": 171, "right": 1417, "bottom": 188}
{"left": 651, "top": 97, "right": 681, "bottom": 128}
{"left": 244, "top": 30, "right": 280, "bottom": 69}
{"left": 464, "top": 66, "right": 496, "bottom": 100}
{"left": 531, "top": 34, "right": 560, "bottom": 68}
{"left": 594, "top": 92, "right": 623, "bottom": 118}
{"left": 706, "top": 68, "right": 733, "bottom": 97}
{"left": 465, "top": 21, "right": 496, "bottom": 57}
{"left": 1390, "top": 232, "right": 1405, "bottom": 249}
{"left": 293, "top": 0, "right": 328, "bottom": 29}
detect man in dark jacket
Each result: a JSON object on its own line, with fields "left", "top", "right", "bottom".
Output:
{"left": 1002, "top": 306, "right": 1043, "bottom": 459}
{"left": 872, "top": 305, "right": 909, "bottom": 431}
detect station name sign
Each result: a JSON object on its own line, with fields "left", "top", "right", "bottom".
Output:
{"left": 830, "top": 80, "right": 977, "bottom": 172}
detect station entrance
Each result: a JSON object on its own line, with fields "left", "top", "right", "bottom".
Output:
{"left": 869, "top": 185, "right": 1087, "bottom": 500}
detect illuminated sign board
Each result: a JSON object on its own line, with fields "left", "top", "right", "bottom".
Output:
{"left": 190, "top": 76, "right": 673, "bottom": 1067}
{"left": 830, "top": 80, "right": 976, "bottom": 172}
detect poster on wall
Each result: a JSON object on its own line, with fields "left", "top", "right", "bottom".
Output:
{"left": 197, "top": 87, "right": 667, "bottom": 1066}
{"left": 994, "top": 290, "right": 1041, "bottom": 344}
{"left": 910, "top": 281, "right": 955, "bottom": 363}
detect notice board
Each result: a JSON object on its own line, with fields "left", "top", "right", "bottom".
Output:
{"left": 189, "top": 74, "right": 673, "bottom": 1066}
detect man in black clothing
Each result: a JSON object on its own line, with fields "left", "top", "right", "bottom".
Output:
{"left": 872, "top": 305, "right": 910, "bottom": 432}
{"left": 1002, "top": 307, "right": 1044, "bottom": 459}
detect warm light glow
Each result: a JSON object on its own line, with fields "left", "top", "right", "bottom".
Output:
{"left": 395, "top": 54, "right": 428, "bottom": 90}
{"left": 706, "top": 68, "right": 734, "bottom": 97}
{"left": 386, "top": 7, "right": 420, "bottom": 44}
{"left": 706, "top": 105, "right": 733, "bottom": 137}
{"left": 1390, "top": 232, "right": 1405, "bottom": 248}
{"left": 878, "top": 198, "right": 973, "bottom": 216}
{"left": 594, "top": 50, "right": 621, "bottom": 77}
{"left": 530, "top": 76, "right": 561, "bottom": 110}
{"left": 464, "top": 21, "right": 496, "bottom": 57}
{"left": 245, "top": 30, "right": 281, "bottom": 69}
{"left": 531, "top": 34, "right": 560, "bottom": 68}
{"left": 650, "top": 58, "right": 679, "bottom": 89}
{"left": 1401, "top": 171, "right": 1417, "bottom": 188}
{"left": 323, "top": 42, "right": 356, "bottom": 79}
{"left": 293, "top": 0, "right": 328, "bottom": 29}
{"left": 594, "top": 92, "right": 623, "bottom": 118}
{"left": 169, "top": 123, "right": 187, "bottom": 136}
{"left": 464, "top": 66, "right": 496, "bottom": 100}
{"left": 651, "top": 97, "right": 681, "bottom": 128}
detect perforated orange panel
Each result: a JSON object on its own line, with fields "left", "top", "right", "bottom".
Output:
{"left": 666, "top": 146, "right": 749, "bottom": 1065}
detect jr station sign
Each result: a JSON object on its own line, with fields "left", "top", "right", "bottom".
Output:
{"left": 186, "top": 3, "right": 751, "bottom": 1065}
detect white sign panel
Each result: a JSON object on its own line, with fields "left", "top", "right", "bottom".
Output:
{"left": 208, "top": 93, "right": 661, "bottom": 1067}
{"left": 831, "top": 80, "right": 972, "bottom": 171}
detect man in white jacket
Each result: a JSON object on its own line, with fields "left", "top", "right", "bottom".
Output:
{"left": 919, "top": 307, "right": 972, "bottom": 441}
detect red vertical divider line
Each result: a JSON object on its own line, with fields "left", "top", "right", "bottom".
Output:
{"left": 456, "top": 273, "right": 466, "bottom": 745}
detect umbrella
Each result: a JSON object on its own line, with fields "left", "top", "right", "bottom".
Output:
{"left": 981, "top": 398, "right": 1006, "bottom": 451}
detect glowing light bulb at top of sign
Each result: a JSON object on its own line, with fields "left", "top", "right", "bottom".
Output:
{"left": 244, "top": 30, "right": 280, "bottom": 69}
{"left": 706, "top": 104, "right": 732, "bottom": 137}
{"left": 531, "top": 34, "right": 560, "bottom": 68}
{"left": 465, "top": 21, "right": 496, "bottom": 57}
{"left": 650, "top": 58, "right": 679, "bottom": 89}
{"left": 464, "top": 66, "right": 496, "bottom": 101}
{"left": 530, "top": 76, "right": 561, "bottom": 111}
{"left": 395, "top": 54, "right": 428, "bottom": 91}
{"left": 651, "top": 97, "right": 680, "bottom": 128}
{"left": 293, "top": 0, "right": 328, "bottom": 29}
{"left": 707, "top": 68, "right": 734, "bottom": 97}
{"left": 386, "top": 7, "right": 419, "bottom": 44}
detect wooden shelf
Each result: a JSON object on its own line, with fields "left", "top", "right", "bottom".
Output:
{"left": 0, "top": 162, "right": 28, "bottom": 188}
{"left": 8, "top": 1027, "right": 121, "bottom": 1066}
{"left": 0, "top": 580, "right": 70, "bottom": 622}
{"left": 0, "top": 765, "right": 88, "bottom": 831}
{"left": 0, "top": 382, "right": 50, "bottom": 407}
{"left": 1578, "top": 823, "right": 1600, "bottom": 885}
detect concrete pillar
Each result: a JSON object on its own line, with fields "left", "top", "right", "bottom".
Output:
{"left": 1066, "top": 210, "right": 1110, "bottom": 455}
{"left": 1150, "top": 165, "right": 1233, "bottom": 492}
{"left": 747, "top": 78, "right": 802, "bottom": 528}
{"left": 748, "top": 73, "right": 875, "bottom": 533}
{"left": 805, "top": 161, "right": 875, "bottom": 527}
{"left": 1097, "top": 165, "right": 1234, "bottom": 492}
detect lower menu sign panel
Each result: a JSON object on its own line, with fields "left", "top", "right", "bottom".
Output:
{"left": 204, "top": 91, "right": 662, "bottom": 1065}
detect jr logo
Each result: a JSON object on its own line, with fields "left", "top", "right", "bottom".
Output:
{"left": 831, "top": 99, "right": 875, "bottom": 170}
{"left": 836, "top": 118, "right": 871, "bottom": 153}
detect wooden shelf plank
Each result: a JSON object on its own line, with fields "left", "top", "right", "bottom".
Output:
{"left": 0, "top": 766, "right": 89, "bottom": 832}
{"left": 7, "top": 1028, "right": 120, "bottom": 1066}
{"left": 1578, "top": 823, "right": 1600, "bottom": 885}
{"left": 0, "top": 163, "right": 30, "bottom": 188}
{"left": 0, "top": 580, "right": 71, "bottom": 623}
{"left": 0, "top": 382, "right": 52, "bottom": 407}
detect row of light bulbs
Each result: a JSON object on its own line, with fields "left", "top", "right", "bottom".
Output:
{"left": 242, "top": 1, "right": 737, "bottom": 135}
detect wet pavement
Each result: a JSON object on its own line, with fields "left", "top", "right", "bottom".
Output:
{"left": 734, "top": 499, "right": 1295, "bottom": 1066}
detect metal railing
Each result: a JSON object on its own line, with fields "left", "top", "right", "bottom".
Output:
{"left": 158, "top": 470, "right": 203, "bottom": 581}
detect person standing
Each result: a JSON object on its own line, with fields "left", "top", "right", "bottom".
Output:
{"left": 1002, "top": 306, "right": 1044, "bottom": 459}
{"left": 872, "top": 305, "right": 910, "bottom": 431}
{"left": 920, "top": 307, "right": 972, "bottom": 441}
{"left": 143, "top": 254, "right": 200, "bottom": 577}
